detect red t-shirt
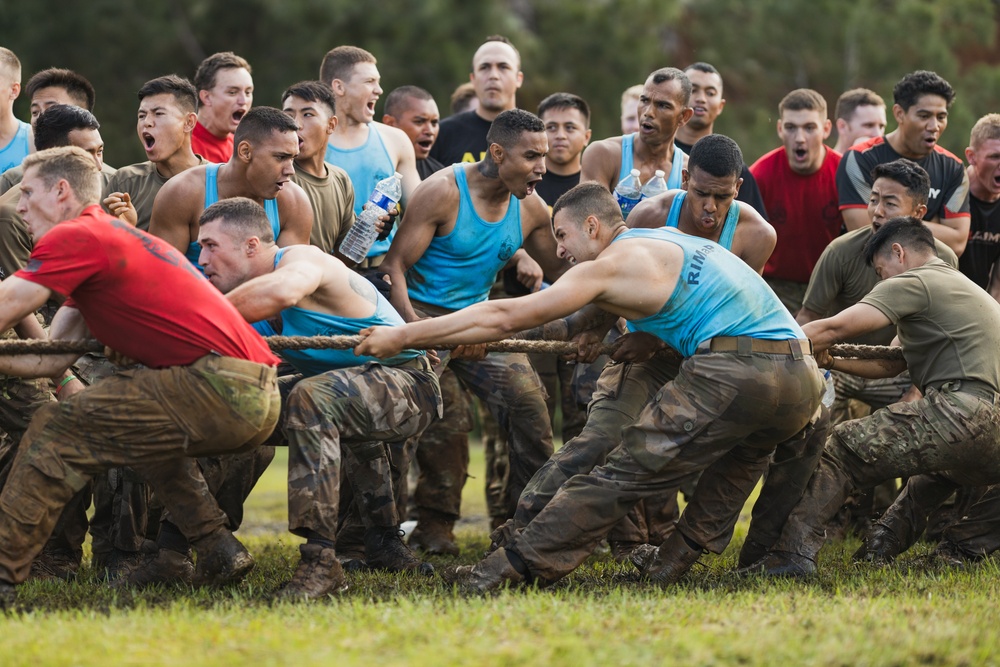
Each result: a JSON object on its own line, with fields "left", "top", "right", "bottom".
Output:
{"left": 750, "top": 146, "right": 843, "bottom": 283}
{"left": 15, "top": 205, "right": 279, "bottom": 368}
{"left": 191, "top": 121, "right": 234, "bottom": 164}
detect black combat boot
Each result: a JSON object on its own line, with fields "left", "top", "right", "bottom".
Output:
{"left": 365, "top": 526, "right": 434, "bottom": 575}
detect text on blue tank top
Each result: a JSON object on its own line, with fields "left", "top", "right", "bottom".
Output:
{"left": 616, "top": 228, "right": 803, "bottom": 357}
{"left": 664, "top": 191, "right": 739, "bottom": 250}
{"left": 250, "top": 248, "right": 421, "bottom": 376}
{"left": 324, "top": 126, "right": 396, "bottom": 257}
{"left": 406, "top": 164, "right": 523, "bottom": 310}
{"left": 620, "top": 133, "right": 686, "bottom": 189}
{"left": 186, "top": 163, "right": 280, "bottom": 269}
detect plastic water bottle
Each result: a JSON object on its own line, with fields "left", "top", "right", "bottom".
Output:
{"left": 339, "top": 172, "right": 403, "bottom": 263}
{"left": 822, "top": 369, "right": 836, "bottom": 408}
{"left": 640, "top": 169, "right": 668, "bottom": 200}
{"left": 613, "top": 168, "right": 642, "bottom": 219}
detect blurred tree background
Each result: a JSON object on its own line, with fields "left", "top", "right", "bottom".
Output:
{"left": 2, "top": 0, "right": 998, "bottom": 167}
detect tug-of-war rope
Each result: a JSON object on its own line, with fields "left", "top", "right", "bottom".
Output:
{"left": 0, "top": 336, "right": 905, "bottom": 361}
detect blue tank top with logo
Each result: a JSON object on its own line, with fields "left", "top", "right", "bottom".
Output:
{"left": 325, "top": 125, "right": 396, "bottom": 258}
{"left": 251, "top": 248, "right": 421, "bottom": 376}
{"left": 187, "top": 163, "right": 280, "bottom": 269}
{"left": 616, "top": 227, "right": 803, "bottom": 357}
{"left": 664, "top": 190, "right": 739, "bottom": 250}
{"left": 406, "top": 164, "right": 523, "bottom": 310}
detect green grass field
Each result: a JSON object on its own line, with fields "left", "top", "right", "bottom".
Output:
{"left": 3, "top": 444, "right": 999, "bottom": 667}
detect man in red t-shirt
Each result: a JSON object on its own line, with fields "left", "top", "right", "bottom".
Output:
{"left": 0, "top": 146, "right": 280, "bottom": 608}
{"left": 751, "top": 89, "right": 843, "bottom": 313}
{"left": 191, "top": 52, "right": 253, "bottom": 164}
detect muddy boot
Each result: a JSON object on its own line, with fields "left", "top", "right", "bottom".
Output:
{"left": 114, "top": 548, "right": 194, "bottom": 588}
{"left": 738, "top": 537, "right": 769, "bottom": 569}
{"left": 192, "top": 529, "right": 254, "bottom": 587}
{"left": 933, "top": 540, "right": 978, "bottom": 568}
{"left": 365, "top": 526, "right": 434, "bottom": 575}
{"left": 609, "top": 540, "right": 644, "bottom": 564}
{"left": 737, "top": 550, "right": 816, "bottom": 578}
{"left": 852, "top": 523, "right": 902, "bottom": 564}
{"left": 0, "top": 582, "right": 14, "bottom": 610}
{"left": 634, "top": 531, "right": 703, "bottom": 586}
{"left": 409, "top": 509, "right": 459, "bottom": 557}
{"left": 275, "top": 544, "right": 348, "bottom": 601}
{"left": 455, "top": 547, "right": 526, "bottom": 594}
{"left": 28, "top": 547, "right": 81, "bottom": 582}
{"left": 93, "top": 540, "right": 158, "bottom": 582}
{"left": 487, "top": 519, "right": 516, "bottom": 555}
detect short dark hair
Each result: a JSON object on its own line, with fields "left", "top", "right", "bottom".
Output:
{"left": 684, "top": 62, "right": 720, "bottom": 77}
{"left": 835, "top": 88, "right": 885, "bottom": 122}
{"left": 487, "top": 108, "right": 544, "bottom": 151}
{"left": 450, "top": 82, "right": 477, "bottom": 115}
{"left": 647, "top": 67, "right": 692, "bottom": 106}
{"left": 688, "top": 134, "right": 744, "bottom": 180}
{"left": 281, "top": 80, "right": 336, "bottom": 116}
{"left": 25, "top": 68, "right": 95, "bottom": 110}
{"left": 552, "top": 182, "right": 623, "bottom": 227}
{"left": 870, "top": 159, "right": 930, "bottom": 207}
{"left": 319, "top": 46, "right": 376, "bottom": 86}
{"left": 893, "top": 70, "right": 955, "bottom": 111}
{"left": 138, "top": 75, "right": 198, "bottom": 114}
{"left": 537, "top": 93, "right": 591, "bottom": 126}
{"left": 779, "top": 88, "right": 827, "bottom": 117}
{"left": 34, "top": 104, "right": 100, "bottom": 151}
{"left": 863, "top": 216, "right": 936, "bottom": 266}
{"left": 232, "top": 106, "right": 299, "bottom": 148}
{"left": 384, "top": 85, "right": 434, "bottom": 118}
{"left": 200, "top": 197, "right": 275, "bottom": 243}
{"left": 194, "top": 52, "right": 251, "bottom": 93}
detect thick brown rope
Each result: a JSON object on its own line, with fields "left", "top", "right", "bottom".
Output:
{"left": 0, "top": 336, "right": 905, "bottom": 360}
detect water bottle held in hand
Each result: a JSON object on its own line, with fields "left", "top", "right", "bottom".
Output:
{"left": 613, "top": 168, "right": 642, "bottom": 219}
{"left": 640, "top": 169, "right": 668, "bottom": 199}
{"left": 339, "top": 172, "right": 403, "bottom": 263}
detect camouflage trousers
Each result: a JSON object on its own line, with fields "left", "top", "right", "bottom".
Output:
{"left": 528, "top": 352, "right": 586, "bottom": 445}
{"left": 507, "top": 349, "right": 822, "bottom": 583}
{"left": 0, "top": 355, "right": 279, "bottom": 585}
{"left": 831, "top": 370, "right": 910, "bottom": 424}
{"left": 284, "top": 357, "right": 442, "bottom": 541}
{"left": 773, "top": 380, "right": 1000, "bottom": 561}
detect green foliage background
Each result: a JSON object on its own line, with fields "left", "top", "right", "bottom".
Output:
{"left": 2, "top": 0, "right": 999, "bottom": 167}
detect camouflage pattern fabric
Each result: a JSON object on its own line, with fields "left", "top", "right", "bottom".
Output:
{"left": 0, "top": 356, "right": 279, "bottom": 585}
{"left": 506, "top": 350, "right": 822, "bottom": 584}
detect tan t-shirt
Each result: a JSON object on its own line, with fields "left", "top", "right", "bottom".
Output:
{"left": 292, "top": 161, "right": 355, "bottom": 255}
{"left": 803, "top": 226, "right": 959, "bottom": 345}
{"left": 104, "top": 158, "right": 207, "bottom": 231}
{"left": 0, "top": 185, "right": 31, "bottom": 279}
{"left": 861, "top": 257, "right": 1000, "bottom": 391}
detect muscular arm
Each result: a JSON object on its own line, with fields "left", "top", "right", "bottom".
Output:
{"left": 275, "top": 182, "right": 314, "bottom": 247}
{"left": 922, "top": 215, "right": 970, "bottom": 257}
{"left": 148, "top": 173, "right": 201, "bottom": 251}
{"left": 626, "top": 196, "right": 670, "bottom": 229}
{"left": 734, "top": 210, "right": 776, "bottom": 275}
{"left": 801, "top": 302, "right": 892, "bottom": 353}
{"left": 580, "top": 139, "right": 619, "bottom": 190}
{"left": 225, "top": 250, "right": 324, "bottom": 322}
{"left": 795, "top": 306, "right": 823, "bottom": 325}
{"left": 379, "top": 176, "right": 454, "bottom": 322}
{"left": 380, "top": 124, "right": 421, "bottom": 208}
{"left": 0, "top": 296, "right": 83, "bottom": 378}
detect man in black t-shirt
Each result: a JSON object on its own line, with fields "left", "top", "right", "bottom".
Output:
{"left": 535, "top": 93, "right": 591, "bottom": 209}
{"left": 675, "top": 62, "right": 768, "bottom": 220}
{"left": 960, "top": 113, "right": 1000, "bottom": 293}
{"left": 383, "top": 86, "right": 445, "bottom": 181}
{"left": 429, "top": 35, "right": 522, "bottom": 166}
{"left": 837, "top": 70, "right": 970, "bottom": 255}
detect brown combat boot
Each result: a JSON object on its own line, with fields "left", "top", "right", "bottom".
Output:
{"left": 408, "top": 509, "right": 460, "bottom": 556}
{"left": 632, "top": 531, "right": 703, "bottom": 586}
{"left": 192, "top": 529, "right": 255, "bottom": 586}
{"left": 0, "top": 582, "right": 14, "bottom": 610}
{"left": 28, "top": 548, "right": 81, "bottom": 582}
{"left": 275, "top": 544, "right": 348, "bottom": 601}
{"left": 365, "top": 527, "right": 434, "bottom": 575}
{"left": 454, "top": 547, "right": 526, "bottom": 594}
{"left": 113, "top": 548, "right": 194, "bottom": 588}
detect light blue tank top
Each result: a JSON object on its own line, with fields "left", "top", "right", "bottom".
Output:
{"left": 0, "top": 120, "right": 31, "bottom": 173}
{"left": 325, "top": 126, "right": 396, "bottom": 257}
{"left": 407, "top": 164, "right": 523, "bottom": 310}
{"left": 664, "top": 191, "right": 739, "bottom": 250}
{"left": 186, "top": 163, "right": 280, "bottom": 268}
{"left": 616, "top": 228, "right": 803, "bottom": 357}
{"left": 251, "top": 248, "right": 421, "bottom": 376}
{"left": 620, "top": 133, "right": 686, "bottom": 190}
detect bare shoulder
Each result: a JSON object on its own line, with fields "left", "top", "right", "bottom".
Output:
{"left": 374, "top": 121, "right": 411, "bottom": 152}
{"left": 409, "top": 167, "right": 459, "bottom": 211}
{"left": 627, "top": 191, "right": 676, "bottom": 228}
{"left": 736, "top": 203, "right": 776, "bottom": 243}
{"left": 581, "top": 137, "right": 622, "bottom": 167}
{"left": 521, "top": 192, "right": 552, "bottom": 229}
{"left": 278, "top": 180, "right": 312, "bottom": 209}
{"left": 158, "top": 164, "right": 207, "bottom": 197}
